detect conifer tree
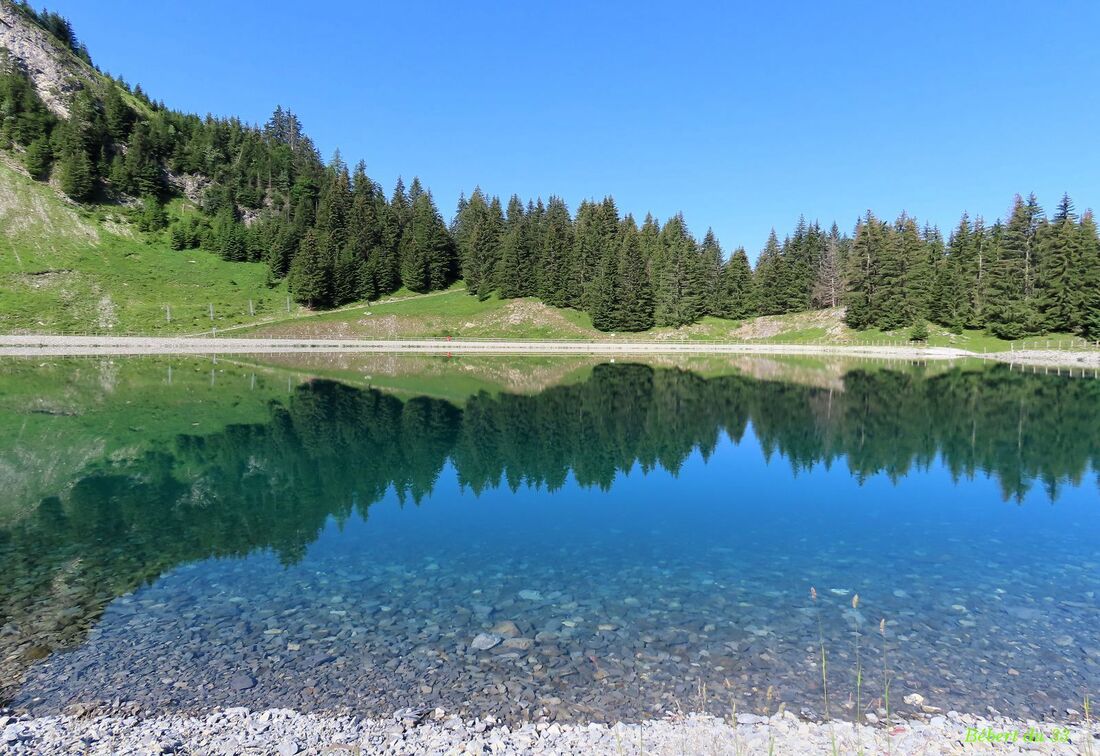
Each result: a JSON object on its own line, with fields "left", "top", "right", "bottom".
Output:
{"left": 845, "top": 212, "right": 885, "bottom": 330}
{"left": 986, "top": 195, "right": 1044, "bottom": 338}
{"left": 1036, "top": 194, "right": 1078, "bottom": 333}
{"left": 400, "top": 192, "right": 455, "bottom": 292}
{"left": 103, "top": 85, "right": 134, "bottom": 141}
{"left": 719, "top": 246, "right": 756, "bottom": 319}
{"left": 700, "top": 229, "right": 724, "bottom": 317}
{"left": 653, "top": 214, "right": 704, "bottom": 327}
{"left": 932, "top": 214, "right": 976, "bottom": 329}
{"left": 536, "top": 196, "right": 574, "bottom": 307}
{"left": 57, "top": 144, "right": 94, "bottom": 200}
{"left": 23, "top": 135, "right": 51, "bottom": 179}
{"left": 754, "top": 230, "right": 787, "bottom": 315}
{"left": 588, "top": 243, "right": 620, "bottom": 332}
{"left": 289, "top": 230, "right": 329, "bottom": 307}
{"left": 811, "top": 226, "right": 843, "bottom": 309}
{"left": 1076, "top": 210, "right": 1100, "bottom": 339}
{"left": 572, "top": 198, "right": 619, "bottom": 310}
{"left": 498, "top": 196, "right": 536, "bottom": 298}
{"left": 615, "top": 216, "right": 655, "bottom": 331}
{"left": 896, "top": 214, "right": 932, "bottom": 326}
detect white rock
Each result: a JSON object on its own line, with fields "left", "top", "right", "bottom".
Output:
{"left": 470, "top": 632, "right": 503, "bottom": 650}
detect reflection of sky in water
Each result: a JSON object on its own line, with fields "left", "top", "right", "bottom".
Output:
{"left": 17, "top": 423, "right": 1099, "bottom": 722}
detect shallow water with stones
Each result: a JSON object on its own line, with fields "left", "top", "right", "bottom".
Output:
{"left": 2, "top": 356, "right": 1098, "bottom": 725}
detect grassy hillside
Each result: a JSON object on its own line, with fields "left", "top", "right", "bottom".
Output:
{"left": 241, "top": 285, "right": 1072, "bottom": 352}
{"left": 0, "top": 159, "right": 290, "bottom": 333}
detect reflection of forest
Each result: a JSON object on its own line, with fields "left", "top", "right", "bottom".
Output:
{"left": 2, "top": 362, "right": 1098, "bottom": 704}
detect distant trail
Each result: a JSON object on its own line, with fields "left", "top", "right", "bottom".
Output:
{"left": 2, "top": 336, "right": 1098, "bottom": 370}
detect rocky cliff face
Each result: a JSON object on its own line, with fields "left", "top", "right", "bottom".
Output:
{"left": 0, "top": 2, "right": 96, "bottom": 119}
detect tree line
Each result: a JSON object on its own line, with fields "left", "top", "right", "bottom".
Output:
{"left": 2, "top": 5, "right": 1098, "bottom": 338}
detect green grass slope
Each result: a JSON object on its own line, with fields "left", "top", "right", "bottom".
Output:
{"left": 0, "top": 159, "right": 289, "bottom": 334}
{"left": 242, "top": 285, "right": 1072, "bottom": 352}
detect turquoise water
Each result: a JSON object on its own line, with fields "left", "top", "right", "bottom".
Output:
{"left": 1, "top": 358, "right": 1097, "bottom": 724}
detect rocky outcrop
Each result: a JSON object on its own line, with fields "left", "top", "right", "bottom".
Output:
{"left": 0, "top": 2, "right": 96, "bottom": 119}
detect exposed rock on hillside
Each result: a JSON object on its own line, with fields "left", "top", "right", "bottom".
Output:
{"left": 0, "top": 2, "right": 95, "bottom": 118}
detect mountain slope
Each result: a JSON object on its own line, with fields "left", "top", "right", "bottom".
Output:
{"left": 0, "top": 155, "right": 288, "bottom": 332}
{"left": 1, "top": 2, "right": 292, "bottom": 333}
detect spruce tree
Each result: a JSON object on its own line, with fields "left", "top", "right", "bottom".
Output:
{"left": 700, "top": 229, "right": 724, "bottom": 317}
{"left": 289, "top": 230, "right": 329, "bottom": 307}
{"left": 811, "top": 225, "right": 843, "bottom": 309}
{"left": 23, "top": 136, "right": 51, "bottom": 179}
{"left": 57, "top": 146, "right": 94, "bottom": 200}
{"left": 1036, "top": 194, "right": 1078, "bottom": 333}
{"left": 719, "top": 246, "right": 756, "bottom": 319}
{"left": 934, "top": 214, "right": 976, "bottom": 329}
{"left": 498, "top": 196, "right": 535, "bottom": 298}
{"left": 898, "top": 215, "right": 934, "bottom": 326}
{"left": 844, "top": 212, "right": 885, "bottom": 330}
{"left": 536, "top": 196, "right": 574, "bottom": 307}
{"left": 653, "top": 214, "right": 704, "bottom": 327}
{"left": 400, "top": 192, "right": 455, "bottom": 292}
{"left": 615, "top": 216, "right": 654, "bottom": 330}
{"left": 1076, "top": 210, "right": 1100, "bottom": 339}
{"left": 588, "top": 243, "right": 620, "bottom": 331}
{"left": 986, "top": 195, "right": 1044, "bottom": 338}
{"left": 754, "top": 230, "right": 787, "bottom": 316}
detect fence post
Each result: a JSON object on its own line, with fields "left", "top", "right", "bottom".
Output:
{"left": 209, "top": 303, "right": 215, "bottom": 321}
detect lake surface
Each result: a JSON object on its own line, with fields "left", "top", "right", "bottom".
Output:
{"left": 1, "top": 355, "right": 1097, "bottom": 725}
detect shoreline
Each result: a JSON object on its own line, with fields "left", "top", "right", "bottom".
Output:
{"left": 1, "top": 334, "right": 1098, "bottom": 370}
{"left": 2, "top": 707, "right": 1092, "bottom": 755}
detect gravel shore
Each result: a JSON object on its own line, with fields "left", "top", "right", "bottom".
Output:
{"left": 2, "top": 335, "right": 1097, "bottom": 370}
{"left": 1, "top": 707, "right": 1093, "bottom": 755}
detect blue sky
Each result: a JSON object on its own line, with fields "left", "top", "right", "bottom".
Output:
{"left": 53, "top": 0, "right": 1100, "bottom": 256}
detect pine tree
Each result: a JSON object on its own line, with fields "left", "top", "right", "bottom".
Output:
{"left": 699, "top": 229, "right": 724, "bottom": 317}
{"left": 653, "top": 214, "right": 704, "bottom": 327}
{"left": 754, "top": 230, "right": 787, "bottom": 315}
{"left": 315, "top": 155, "right": 351, "bottom": 254}
{"left": 137, "top": 195, "right": 167, "bottom": 232}
{"left": 103, "top": 85, "right": 134, "bottom": 141}
{"left": 899, "top": 215, "right": 934, "bottom": 325}
{"left": 868, "top": 215, "right": 908, "bottom": 330}
{"left": 588, "top": 242, "right": 620, "bottom": 332}
{"left": 536, "top": 196, "right": 574, "bottom": 307}
{"left": 572, "top": 198, "right": 618, "bottom": 310}
{"left": 615, "top": 216, "right": 654, "bottom": 330}
{"left": 986, "top": 195, "right": 1044, "bottom": 338}
{"left": 932, "top": 214, "right": 976, "bottom": 330}
{"left": 845, "top": 212, "right": 885, "bottom": 330}
{"left": 1076, "top": 210, "right": 1100, "bottom": 339}
{"left": 1036, "top": 194, "right": 1078, "bottom": 333}
{"left": 400, "top": 192, "right": 455, "bottom": 292}
{"left": 288, "top": 230, "right": 329, "bottom": 307}
{"left": 811, "top": 225, "right": 843, "bottom": 309}
{"left": 23, "top": 135, "right": 51, "bottom": 179}
{"left": 57, "top": 145, "right": 94, "bottom": 200}
{"left": 498, "top": 196, "right": 536, "bottom": 298}
{"left": 349, "top": 161, "right": 384, "bottom": 300}
{"left": 719, "top": 246, "right": 756, "bottom": 319}
{"left": 780, "top": 216, "right": 820, "bottom": 312}
{"left": 454, "top": 189, "right": 503, "bottom": 299}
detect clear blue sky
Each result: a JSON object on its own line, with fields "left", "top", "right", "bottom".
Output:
{"left": 53, "top": 0, "right": 1100, "bottom": 256}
